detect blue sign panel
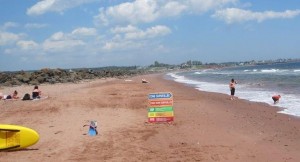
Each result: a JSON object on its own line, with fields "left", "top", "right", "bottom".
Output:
{"left": 148, "top": 92, "right": 173, "bottom": 99}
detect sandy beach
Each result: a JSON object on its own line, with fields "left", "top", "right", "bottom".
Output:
{"left": 1, "top": 74, "right": 300, "bottom": 162}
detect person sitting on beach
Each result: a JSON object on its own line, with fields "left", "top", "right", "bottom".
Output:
{"left": 229, "top": 78, "right": 237, "bottom": 100}
{"left": 12, "top": 90, "right": 19, "bottom": 99}
{"left": 272, "top": 95, "right": 281, "bottom": 104}
{"left": 32, "top": 85, "right": 42, "bottom": 99}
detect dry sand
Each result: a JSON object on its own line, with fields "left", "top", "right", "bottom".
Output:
{"left": 1, "top": 74, "right": 300, "bottom": 162}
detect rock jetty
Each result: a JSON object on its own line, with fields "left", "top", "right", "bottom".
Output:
{"left": 0, "top": 67, "right": 148, "bottom": 86}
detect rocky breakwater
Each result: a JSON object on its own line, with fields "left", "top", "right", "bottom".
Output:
{"left": 0, "top": 68, "right": 147, "bottom": 86}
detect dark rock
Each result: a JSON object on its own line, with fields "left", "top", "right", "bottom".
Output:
{"left": 0, "top": 66, "right": 149, "bottom": 86}
{"left": 29, "top": 80, "right": 39, "bottom": 85}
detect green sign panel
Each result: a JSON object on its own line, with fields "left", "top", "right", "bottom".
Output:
{"left": 148, "top": 106, "right": 173, "bottom": 112}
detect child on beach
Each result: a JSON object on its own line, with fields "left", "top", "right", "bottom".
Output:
{"left": 272, "top": 95, "right": 281, "bottom": 104}
{"left": 12, "top": 90, "right": 19, "bottom": 99}
{"left": 229, "top": 79, "right": 237, "bottom": 100}
{"left": 83, "top": 120, "right": 98, "bottom": 136}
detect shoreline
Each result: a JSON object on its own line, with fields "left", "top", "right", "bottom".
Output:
{"left": 1, "top": 74, "right": 300, "bottom": 161}
{"left": 166, "top": 68, "right": 300, "bottom": 118}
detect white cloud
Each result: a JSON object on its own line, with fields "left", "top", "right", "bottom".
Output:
{"left": 0, "top": 31, "right": 21, "bottom": 45}
{"left": 43, "top": 31, "right": 85, "bottom": 52}
{"left": 103, "top": 40, "right": 143, "bottom": 51}
{"left": 25, "top": 23, "right": 48, "bottom": 29}
{"left": 27, "top": 0, "right": 56, "bottom": 15}
{"left": 111, "top": 25, "right": 171, "bottom": 40}
{"left": 103, "top": 25, "right": 171, "bottom": 51}
{"left": 2, "top": 22, "right": 19, "bottom": 30}
{"left": 27, "top": 0, "right": 100, "bottom": 16}
{"left": 95, "top": 0, "right": 159, "bottom": 25}
{"left": 110, "top": 25, "right": 138, "bottom": 34}
{"left": 212, "top": 8, "right": 300, "bottom": 24}
{"left": 50, "top": 32, "right": 65, "bottom": 40}
{"left": 43, "top": 39, "right": 85, "bottom": 52}
{"left": 186, "top": 0, "right": 238, "bottom": 13}
{"left": 71, "top": 27, "right": 97, "bottom": 36}
{"left": 16, "top": 40, "right": 39, "bottom": 50}
{"left": 124, "top": 25, "right": 171, "bottom": 40}
{"left": 158, "top": 1, "right": 187, "bottom": 17}
{"left": 94, "top": 0, "right": 237, "bottom": 25}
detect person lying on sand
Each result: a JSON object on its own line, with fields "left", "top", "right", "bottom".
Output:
{"left": 272, "top": 95, "right": 281, "bottom": 104}
{"left": 0, "top": 90, "right": 19, "bottom": 100}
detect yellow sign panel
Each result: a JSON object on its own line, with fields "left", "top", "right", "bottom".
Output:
{"left": 148, "top": 111, "right": 174, "bottom": 118}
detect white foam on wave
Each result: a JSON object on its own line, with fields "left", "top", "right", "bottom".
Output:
{"left": 168, "top": 73, "right": 202, "bottom": 85}
{"left": 243, "top": 69, "right": 298, "bottom": 75}
{"left": 168, "top": 73, "right": 228, "bottom": 93}
{"left": 167, "top": 72, "right": 300, "bottom": 117}
{"left": 261, "top": 69, "right": 279, "bottom": 73}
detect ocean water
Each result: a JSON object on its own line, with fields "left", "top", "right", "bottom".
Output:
{"left": 166, "top": 62, "right": 300, "bottom": 117}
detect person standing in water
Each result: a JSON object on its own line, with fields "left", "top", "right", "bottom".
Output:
{"left": 229, "top": 78, "right": 237, "bottom": 100}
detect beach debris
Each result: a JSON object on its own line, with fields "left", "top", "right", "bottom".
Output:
{"left": 54, "top": 131, "right": 62, "bottom": 134}
{"left": 142, "top": 79, "right": 149, "bottom": 83}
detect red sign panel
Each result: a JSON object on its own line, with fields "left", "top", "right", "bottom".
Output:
{"left": 148, "top": 117, "right": 174, "bottom": 123}
{"left": 148, "top": 99, "right": 173, "bottom": 107}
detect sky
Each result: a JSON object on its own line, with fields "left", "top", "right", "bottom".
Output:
{"left": 1, "top": 0, "right": 300, "bottom": 71}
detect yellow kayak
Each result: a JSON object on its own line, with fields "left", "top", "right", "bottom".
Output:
{"left": 0, "top": 124, "right": 39, "bottom": 151}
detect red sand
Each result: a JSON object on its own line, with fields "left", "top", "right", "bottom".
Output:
{"left": 1, "top": 74, "right": 300, "bottom": 161}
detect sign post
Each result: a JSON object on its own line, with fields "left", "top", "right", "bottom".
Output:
{"left": 147, "top": 92, "right": 174, "bottom": 123}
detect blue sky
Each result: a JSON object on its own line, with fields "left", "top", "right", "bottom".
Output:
{"left": 1, "top": 0, "right": 300, "bottom": 71}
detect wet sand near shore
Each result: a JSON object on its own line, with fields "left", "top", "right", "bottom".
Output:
{"left": 1, "top": 74, "right": 300, "bottom": 162}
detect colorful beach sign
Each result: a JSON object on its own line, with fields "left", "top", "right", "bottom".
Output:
{"left": 147, "top": 92, "right": 174, "bottom": 123}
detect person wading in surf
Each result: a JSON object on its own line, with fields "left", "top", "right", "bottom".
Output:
{"left": 229, "top": 78, "right": 237, "bottom": 100}
{"left": 272, "top": 95, "right": 281, "bottom": 104}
